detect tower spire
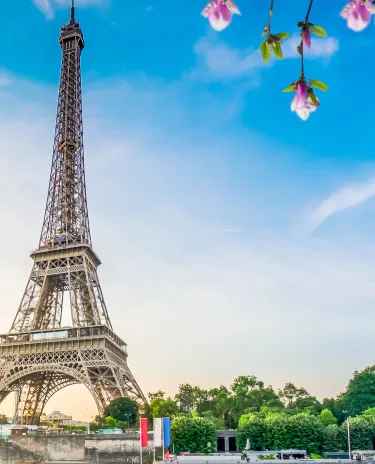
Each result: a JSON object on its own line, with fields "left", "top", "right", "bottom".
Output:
{"left": 70, "top": 0, "right": 75, "bottom": 23}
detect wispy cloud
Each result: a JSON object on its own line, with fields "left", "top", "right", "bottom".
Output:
{"left": 0, "top": 71, "right": 12, "bottom": 87}
{"left": 32, "top": 0, "right": 54, "bottom": 20}
{"left": 192, "top": 34, "right": 339, "bottom": 81}
{"left": 283, "top": 35, "right": 339, "bottom": 59}
{"left": 32, "top": 0, "right": 105, "bottom": 20}
{"left": 310, "top": 177, "right": 375, "bottom": 229}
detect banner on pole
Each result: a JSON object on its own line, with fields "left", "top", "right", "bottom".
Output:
{"left": 162, "top": 417, "right": 171, "bottom": 447}
{"left": 140, "top": 418, "right": 148, "bottom": 447}
{"left": 153, "top": 418, "right": 162, "bottom": 447}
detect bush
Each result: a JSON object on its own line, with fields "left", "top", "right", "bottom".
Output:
{"left": 171, "top": 416, "right": 216, "bottom": 454}
{"left": 237, "top": 413, "right": 270, "bottom": 451}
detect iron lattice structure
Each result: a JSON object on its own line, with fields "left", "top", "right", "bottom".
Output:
{"left": 0, "top": 2, "right": 146, "bottom": 424}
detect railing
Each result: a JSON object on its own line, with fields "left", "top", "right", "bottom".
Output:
{"left": 0, "top": 325, "right": 127, "bottom": 352}
{"left": 31, "top": 241, "right": 92, "bottom": 255}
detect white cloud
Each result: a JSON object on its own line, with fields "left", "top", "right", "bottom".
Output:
{"left": 32, "top": 0, "right": 105, "bottom": 19}
{"left": 0, "top": 71, "right": 12, "bottom": 86}
{"left": 310, "top": 177, "right": 375, "bottom": 229}
{"left": 192, "top": 37, "right": 268, "bottom": 81}
{"left": 193, "top": 34, "right": 339, "bottom": 81}
{"left": 283, "top": 35, "right": 339, "bottom": 59}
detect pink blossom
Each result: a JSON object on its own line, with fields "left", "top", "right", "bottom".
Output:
{"left": 302, "top": 27, "right": 311, "bottom": 49}
{"left": 201, "top": 0, "right": 241, "bottom": 31}
{"left": 291, "top": 91, "right": 320, "bottom": 121}
{"left": 340, "top": 0, "right": 374, "bottom": 32}
{"left": 293, "top": 81, "right": 308, "bottom": 110}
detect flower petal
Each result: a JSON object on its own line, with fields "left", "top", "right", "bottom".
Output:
{"left": 226, "top": 0, "right": 241, "bottom": 15}
{"left": 296, "top": 108, "right": 310, "bottom": 121}
{"left": 208, "top": 11, "right": 232, "bottom": 30}
{"left": 340, "top": 0, "right": 356, "bottom": 18}
{"left": 345, "top": 0, "right": 372, "bottom": 31}
{"left": 291, "top": 96, "right": 298, "bottom": 112}
{"left": 201, "top": 0, "right": 220, "bottom": 17}
{"left": 358, "top": 2, "right": 372, "bottom": 21}
{"left": 347, "top": 11, "right": 371, "bottom": 30}
{"left": 295, "top": 82, "right": 308, "bottom": 109}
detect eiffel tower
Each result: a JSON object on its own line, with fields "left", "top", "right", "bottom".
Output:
{"left": 0, "top": 1, "right": 146, "bottom": 425}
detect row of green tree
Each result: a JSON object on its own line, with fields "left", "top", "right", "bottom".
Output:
{"left": 237, "top": 408, "right": 375, "bottom": 454}
{"left": 142, "top": 366, "right": 375, "bottom": 428}
{"left": 90, "top": 366, "right": 375, "bottom": 453}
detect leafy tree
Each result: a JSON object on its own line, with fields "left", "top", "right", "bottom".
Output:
{"left": 339, "top": 415, "right": 375, "bottom": 451}
{"left": 201, "top": 411, "right": 225, "bottom": 430}
{"left": 105, "top": 416, "right": 117, "bottom": 428}
{"left": 175, "top": 384, "right": 199, "bottom": 413}
{"left": 267, "top": 414, "right": 291, "bottom": 450}
{"left": 208, "top": 385, "right": 232, "bottom": 421}
{"left": 362, "top": 407, "right": 375, "bottom": 416}
{"left": 229, "top": 376, "right": 280, "bottom": 424}
{"left": 149, "top": 391, "right": 166, "bottom": 401}
{"left": 150, "top": 397, "right": 179, "bottom": 419}
{"left": 0, "top": 414, "right": 8, "bottom": 425}
{"left": 278, "top": 382, "right": 309, "bottom": 408}
{"left": 322, "top": 424, "right": 342, "bottom": 452}
{"left": 237, "top": 413, "right": 270, "bottom": 451}
{"left": 104, "top": 397, "right": 138, "bottom": 426}
{"left": 285, "top": 414, "right": 324, "bottom": 454}
{"left": 322, "top": 397, "right": 345, "bottom": 423}
{"left": 93, "top": 414, "right": 106, "bottom": 428}
{"left": 319, "top": 409, "right": 338, "bottom": 427}
{"left": 341, "top": 366, "right": 375, "bottom": 416}
{"left": 117, "top": 420, "right": 128, "bottom": 431}
{"left": 195, "top": 389, "right": 214, "bottom": 415}
{"left": 171, "top": 416, "right": 216, "bottom": 454}
{"left": 290, "top": 396, "right": 322, "bottom": 416}
{"left": 238, "top": 412, "right": 325, "bottom": 453}
{"left": 89, "top": 422, "right": 99, "bottom": 432}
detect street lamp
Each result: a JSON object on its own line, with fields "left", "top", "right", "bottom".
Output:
{"left": 343, "top": 410, "right": 351, "bottom": 459}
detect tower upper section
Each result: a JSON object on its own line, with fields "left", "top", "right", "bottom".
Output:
{"left": 39, "top": 3, "right": 91, "bottom": 250}
{"left": 60, "top": 3, "right": 84, "bottom": 51}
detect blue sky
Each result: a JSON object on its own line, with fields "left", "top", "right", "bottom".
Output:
{"left": 0, "top": 0, "right": 374, "bottom": 420}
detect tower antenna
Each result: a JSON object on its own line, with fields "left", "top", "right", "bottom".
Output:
{"left": 70, "top": 0, "right": 75, "bottom": 23}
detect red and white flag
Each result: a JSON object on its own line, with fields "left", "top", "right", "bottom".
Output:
{"left": 140, "top": 418, "right": 148, "bottom": 447}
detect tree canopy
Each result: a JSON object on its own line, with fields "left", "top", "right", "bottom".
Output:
{"left": 171, "top": 416, "right": 216, "bottom": 454}
{"left": 341, "top": 366, "right": 375, "bottom": 416}
{"left": 103, "top": 397, "right": 139, "bottom": 426}
{"left": 85, "top": 366, "right": 375, "bottom": 455}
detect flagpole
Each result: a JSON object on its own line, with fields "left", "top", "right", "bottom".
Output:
{"left": 162, "top": 418, "right": 165, "bottom": 460}
{"left": 153, "top": 433, "right": 156, "bottom": 464}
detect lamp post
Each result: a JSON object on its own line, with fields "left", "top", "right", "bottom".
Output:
{"left": 343, "top": 410, "right": 351, "bottom": 459}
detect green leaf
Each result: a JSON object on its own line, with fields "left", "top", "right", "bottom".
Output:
{"left": 308, "top": 89, "right": 320, "bottom": 106}
{"left": 260, "top": 40, "right": 271, "bottom": 62}
{"left": 271, "top": 41, "right": 283, "bottom": 59}
{"left": 274, "top": 32, "right": 290, "bottom": 40}
{"left": 310, "top": 79, "right": 328, "bottom": 91}
{"left": 282, "top": 83, "right": 296, "bottom": 92}
{"left": 310, "top": 25, "right": 327, "bottom": 37}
